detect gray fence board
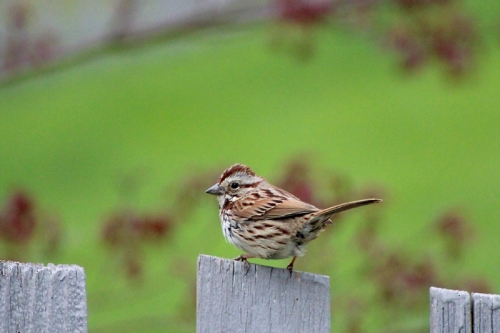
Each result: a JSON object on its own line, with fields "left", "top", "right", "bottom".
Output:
{"left": 197, "top": 254, "right": 330, "bottom": 333}
{"left": 0, "top": 261, "right": 87, "bottom": 333}
{"left": 430, "top": 287, "right": 471, "bottom": 333}
{"left": 472, "top": 292, "right": 500, "bottom": 333}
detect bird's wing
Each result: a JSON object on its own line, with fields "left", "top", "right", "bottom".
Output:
{"left": 263, "top": 198, "right": 318, "bottom": 219}
{"left": 232, "top": 196, "right": 318, "bottom": 220}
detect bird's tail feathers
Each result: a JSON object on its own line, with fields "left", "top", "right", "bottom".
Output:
{"left": 310, "top": 198, "right": 382, "bottom": 225}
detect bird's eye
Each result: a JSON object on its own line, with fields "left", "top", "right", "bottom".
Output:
{"left": 230, "top": 182, "right": 239, "bottom": 189}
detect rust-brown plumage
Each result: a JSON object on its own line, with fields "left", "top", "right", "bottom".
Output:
{"left": 206, "top": 163, "right": 382, "bottom": 273}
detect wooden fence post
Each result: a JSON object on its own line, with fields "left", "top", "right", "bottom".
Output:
{"left": 197, "top": 254, "right": 330, "bottom": 333}
{"left": 430, "top": 287, "right": 471, "bottom": 333}
{"left": 0, "top": 261, "right": 87, "bottom": 333}
{"left": 471, "top": 292, "right": 500, "bottom": 333}
{"left": 430, "top": 287, "right": 500, "bottom": 333}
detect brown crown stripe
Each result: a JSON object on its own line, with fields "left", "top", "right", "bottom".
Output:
{"left": 219, "top": 163, "right": 256, "bottom": 183}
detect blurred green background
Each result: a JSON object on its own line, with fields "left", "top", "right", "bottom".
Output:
{"left": 1, "top": 19, "right": 500, "bottom": 332}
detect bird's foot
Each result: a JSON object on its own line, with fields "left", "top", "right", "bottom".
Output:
{"left": 234, "top": 254, "right": 250, "bottom": 274}
{"left": 286, "top": 256, "right": 297, "bottom": 277}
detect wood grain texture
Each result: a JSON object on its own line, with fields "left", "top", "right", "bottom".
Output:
{"left": 0, "top": 261, "right": 87, "bottom": 333}
{"left": 430, "top": 287, "right": 471, "bottom": 333}
{"left": 197, "top": 255, "right": 330, "bottom": 333}
{"left": 472, "top": 292, "right": 500, "bottom": 333}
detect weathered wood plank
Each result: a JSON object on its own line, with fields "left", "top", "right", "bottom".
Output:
{"left": 0, "top": 261, "right": 87, "bottom": 333}
{"left": 197, "top": 255, "right": 330, "bottom": 333}
{"left": 430, "top": 287, "right": 471, "bottom": 333}
{"left": 472, "top": 292, "right": 500, "bottom": 333}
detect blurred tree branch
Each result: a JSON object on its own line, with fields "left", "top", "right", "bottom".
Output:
{"left": 0, "top": 0, "right": 271, "bottom": 85}
{"left": 0, "top": 0, "right": 498, "bottom": 85}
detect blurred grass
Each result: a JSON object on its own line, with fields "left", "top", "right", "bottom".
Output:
{"left": 1, "top": 24, "right": 500, "bottom": 332}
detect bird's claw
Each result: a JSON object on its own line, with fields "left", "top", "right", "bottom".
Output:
{"left": 234, "top": 255, "right": 250, "bottom": 275}
{"left": 286, "top": 256, "right": 297, "bottom": 277}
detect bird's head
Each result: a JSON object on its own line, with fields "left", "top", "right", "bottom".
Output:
{"left": 206, "top": 164, "right": 263, "bottom": 207}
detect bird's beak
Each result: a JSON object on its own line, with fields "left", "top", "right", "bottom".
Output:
{"left": 205, "top": 184, "right": 224, "bottom": 195}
